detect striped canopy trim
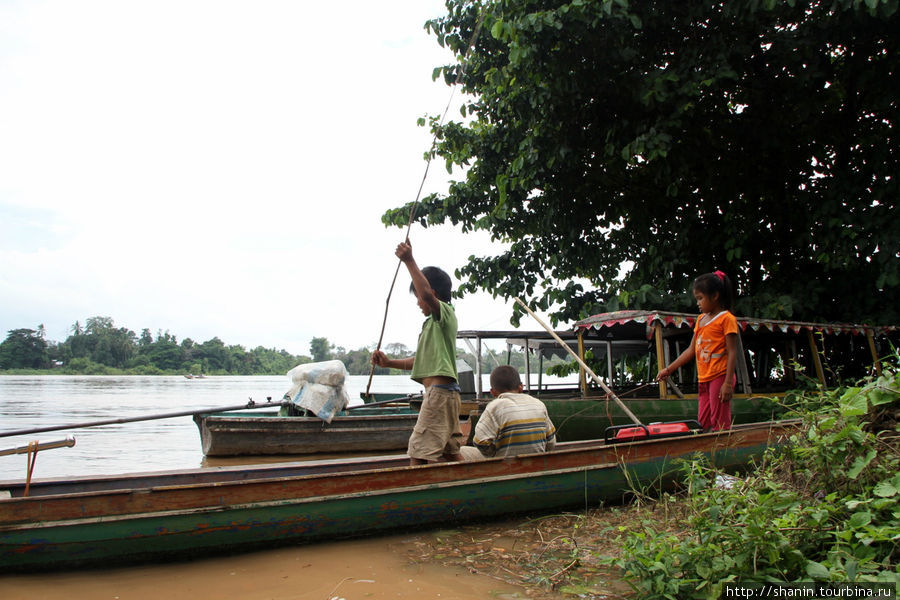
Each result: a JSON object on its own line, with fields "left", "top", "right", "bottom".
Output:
{"left": 574, "top": 310, "right": 897, "bottom": 339}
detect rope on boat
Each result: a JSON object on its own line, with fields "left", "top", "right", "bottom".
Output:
{"left": 24, "top": 441, "right": 38, "bottom": 498}
{"left": 365, "top": 6, "right": 488, "bottom": 397}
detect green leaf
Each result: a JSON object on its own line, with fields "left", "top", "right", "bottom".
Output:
{"left": 847, "top": 450, "right": 876, "bottom": 479}
{"left": 840, "top": 393, "right": 868, "bottom": 417}
{"left": 848, "top": 511, "right": 872, "bottom": 528}
{"left": 870, "top": 387, "right": 899, "bottom": 406}
{"left": 873, "top": 479, "right": 899, "bottom": 498}
{"left": 805, "top": 560, "right": 830, "bottom": 579}
{"left": 490, "top": 20, "right": 504, "bottom": 39}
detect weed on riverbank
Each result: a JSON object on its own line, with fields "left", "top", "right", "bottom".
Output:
{"left": 397, "top": 356, "right": 900, "bottom": 599}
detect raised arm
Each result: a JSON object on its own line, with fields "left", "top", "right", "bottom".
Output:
{"left": 396, "top": 240, "right": 442, "bottom": 319}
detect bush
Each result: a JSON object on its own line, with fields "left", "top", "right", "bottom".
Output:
{"left": 613, "top": 356, "right": 900, "bottom": 598}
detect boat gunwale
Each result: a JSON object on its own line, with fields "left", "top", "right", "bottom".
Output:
{"left": 0, "top": 420, "right": 799, "bottom": 520}
{"left": 3, "top": 459, "right": 644, "bottom": 532}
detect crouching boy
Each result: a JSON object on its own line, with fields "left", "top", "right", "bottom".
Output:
{"left": 460, "top": 365, "right": 556, "bottom": 460}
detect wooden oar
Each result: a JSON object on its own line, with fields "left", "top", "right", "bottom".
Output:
{"left": 0, "top": 399, "right": 285, "bottom": 439}
{"left": 514, "top": 297, "right": 643, "bottom": 426}
{"left": 0, "top": 436, "right": 76, "bottom": 457}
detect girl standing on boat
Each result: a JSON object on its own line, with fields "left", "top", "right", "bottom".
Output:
{"left": 656, "top": 271, "right": 738, "bottom": 431}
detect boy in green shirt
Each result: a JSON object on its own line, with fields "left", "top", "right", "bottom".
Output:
{"left": 371, "top": 240, "right": 463, "bottom": 465}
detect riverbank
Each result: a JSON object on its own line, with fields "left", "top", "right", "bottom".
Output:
{"left": 398, "top": 505, "right": 645, "bottom": 599}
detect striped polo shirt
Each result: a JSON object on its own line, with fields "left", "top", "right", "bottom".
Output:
{"left": 472, "top": 392, "right": 556, "bottom": 458}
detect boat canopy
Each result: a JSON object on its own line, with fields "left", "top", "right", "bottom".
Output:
{"left": 457, "top": 330, "right": 594, "bottom": 396}
{"left": 573, "top": 310, "right": 898, "bottom": 396}
{"left": 575, "top": 310, "right": 897, "bottom": 339}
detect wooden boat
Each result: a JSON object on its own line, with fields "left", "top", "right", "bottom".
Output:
{"left": 195, "top": 393, "right": 484, "bottom": 457}
{"left": 0, "top": 419, "right": 797, "bottom": 573}
{"left": 194, "top": 405, "right": 421, "bottom": 456}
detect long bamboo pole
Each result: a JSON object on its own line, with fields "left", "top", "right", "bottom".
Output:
{"left": 514, "top": 297, "right": 643, "bottom": 426}
{"left": 0, "top": 400, "right": 284, "bottom": 439}
{"left": 364, "top": 10, "right": 488, "bottom": 399}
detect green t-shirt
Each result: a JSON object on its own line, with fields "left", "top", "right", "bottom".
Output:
{"left": 410, "top": 300, "right": 459, "bottom": 384}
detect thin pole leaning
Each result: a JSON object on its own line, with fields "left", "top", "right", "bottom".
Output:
{"left": 0, "top": 400, "right": 283, "bottom": 439}
{"left": 514, "top": 297, "right": 643, "bottom": 426}
{"left": 365, "top": 9, "right": 487, "bottom": 398}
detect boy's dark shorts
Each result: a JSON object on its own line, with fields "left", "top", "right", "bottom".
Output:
{"left": 408, "top": 385, "right": 462, "bottom": 461}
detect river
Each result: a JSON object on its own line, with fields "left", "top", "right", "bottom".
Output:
{"left": 0, "top": 374, "right": 424, "bottom": 480}
{"left": 0, "top": 375, "right": 544, "bottom": 599}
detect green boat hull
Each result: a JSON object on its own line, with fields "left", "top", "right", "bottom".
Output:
{"left": 0, "top": 421, "right": 793, "bottom": 572}
{"left": 542, "top": 395, "right": 784, "bottom": 442}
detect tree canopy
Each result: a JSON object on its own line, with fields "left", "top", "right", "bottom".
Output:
{"left": 385, "top": 0, "right": 899, "bottom": 326}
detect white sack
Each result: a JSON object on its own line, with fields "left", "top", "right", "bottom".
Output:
{"left": 292, "top": 382, "right": 350, "bottom": 423}
{"left": 283, "top": 360, "right": 349, "bottom": 402}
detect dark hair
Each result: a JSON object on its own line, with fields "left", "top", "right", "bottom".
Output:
{"left": 490, "top": 365, "right": 522, "bottom": 393}
{"left": 692, "top": 271, "right": 734, "bottom": 310}
{"left": 410, "top": 266, "right": 452, "bottom": 303}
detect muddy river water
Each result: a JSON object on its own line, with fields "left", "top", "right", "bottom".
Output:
{"left": 0, "top": 533, "right": 529, "bottom": 599}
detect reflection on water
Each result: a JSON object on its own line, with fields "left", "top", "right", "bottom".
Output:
{"left": 0, "top": 375, "right": 422, "bottom": 481}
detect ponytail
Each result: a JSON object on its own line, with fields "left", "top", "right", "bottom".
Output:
{"left": 693, "top": 271, "right": 734, "bottom": 310}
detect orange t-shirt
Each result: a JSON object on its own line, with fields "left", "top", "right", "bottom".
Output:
{"left": 694, "top": 310, "right": 739, "bottom": 382}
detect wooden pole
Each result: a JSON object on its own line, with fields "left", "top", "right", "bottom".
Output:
{"left": 514, "top": 298, "right": 643, "bottom": 425}
{"left": 577, "top": 330, "right": 587, "bottom": 396}
{"left": 807, "top": 330, "right": 827, "bottom": 389}
{"left": 865, "top": 329, "right": 882, "bottom": 376}
{"left": 654, "top": 324, "right": 668, "bottom": 400}
{"left": 0, "top": 400, "right": 284, "bottom": 439}
{"left": 0, "top": 437, "right": 76, "bottom": 457}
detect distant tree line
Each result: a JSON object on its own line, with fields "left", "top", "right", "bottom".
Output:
{"left": 0, "top": 317, "right": 565, "bottom": 377}
{"left": 0, "top": 317, "right": 393, "bottom": 376}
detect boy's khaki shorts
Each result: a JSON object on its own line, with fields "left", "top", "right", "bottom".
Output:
{"left": 407, "top": 385, "right": 463, "bottom": 461}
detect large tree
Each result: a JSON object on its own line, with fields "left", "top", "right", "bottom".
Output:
{"left": 0, "top": 328, "right": 49, "bottom": 369}
{"left": 385, "top": 0, "right": 899, "bottom": 325}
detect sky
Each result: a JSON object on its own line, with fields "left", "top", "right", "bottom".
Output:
{"left": 0, "top": 0, "right": 536, "bottom": 357}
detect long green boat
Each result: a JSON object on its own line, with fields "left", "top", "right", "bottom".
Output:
{"left": 0, "top": 419, "right": 796, "bottom": 573}
{"left": 460, "top": 310, "right": 897, "bottom": 441}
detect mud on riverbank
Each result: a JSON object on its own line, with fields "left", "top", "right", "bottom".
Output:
{"left": 393, "top": 499, "right": 690, "bottom": 599}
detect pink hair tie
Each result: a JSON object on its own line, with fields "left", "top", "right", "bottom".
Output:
{"left": 714, "top": 270, "right": 727, "bottom": 281}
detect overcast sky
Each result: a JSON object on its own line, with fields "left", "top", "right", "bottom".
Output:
{"left": 0, "top": 0, "right": 539, "bottom": 357}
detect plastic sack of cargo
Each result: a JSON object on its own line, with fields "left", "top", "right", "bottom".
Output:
{"left": 283, "top": 360, "right": 349, "bottom": 402}
{"left": 292, "top": 382, "right": 350, "bottom": 423}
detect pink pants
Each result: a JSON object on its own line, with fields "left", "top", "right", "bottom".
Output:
{"left": 697, "top": 374, "right": 734, "bottom": 431}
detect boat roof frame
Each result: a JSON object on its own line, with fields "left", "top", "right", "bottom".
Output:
{"left": 575, "top": 310, "right": 898, "bottom": 339}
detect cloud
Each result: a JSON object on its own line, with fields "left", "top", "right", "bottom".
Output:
{"left": 0, "top": 1, "right": 524, "bottom": 356}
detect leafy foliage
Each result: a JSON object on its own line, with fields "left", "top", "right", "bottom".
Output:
{"left": 385, "top": 0, "right": 899, "bottom": 326}
{"left": 612, "top": 355, "right": 900, "bottom": 598}
{"left": 0, "top": 328, "right": 49, "bottom": 369}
